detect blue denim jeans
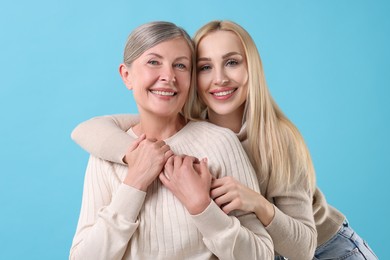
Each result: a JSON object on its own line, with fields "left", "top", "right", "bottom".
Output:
{"left": 274, "top": 220, "right": 378, "bottom": 260}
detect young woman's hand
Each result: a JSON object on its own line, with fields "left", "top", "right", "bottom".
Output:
{"left": 160, "top": 156, "right": 212, "bottom": 215}
{"left": 124, "top": 134, "right": 174, "bottom": 191}
{"left": 211, "top": 176, "right": 275, "bottom": 226}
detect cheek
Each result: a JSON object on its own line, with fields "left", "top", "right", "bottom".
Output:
{"left": 196, "top": 74, "right": 209, "bottom": 92}
{"left": 232, "top": 68, "right": 248, "bottom": 86}
{"left": 177, "top": 72, "right": 191, "bottom": 88}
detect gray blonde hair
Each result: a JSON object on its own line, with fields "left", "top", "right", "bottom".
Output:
{"left": 123, "top": 21, "right": 196, "bottom": 120}
{"left": 193, "top": 20, "right": 316, "bottom": 193}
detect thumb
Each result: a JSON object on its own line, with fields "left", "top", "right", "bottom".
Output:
{"left": 124, "top": 134, "right": 146, "bottom": 163}
{"left": 129, "top": 133, "right": 146, "bottom": 152}
{"left": 199, "top": 158, "right": 211, "bottom": 179}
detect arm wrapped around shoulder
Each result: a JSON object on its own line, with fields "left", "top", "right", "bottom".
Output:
{"left": 71, "top": 114, "right": 139, "bottom": 164}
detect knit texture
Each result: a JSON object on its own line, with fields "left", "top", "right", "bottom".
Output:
{"left": 70, "top": 121, "right": 274, "bottom": 259}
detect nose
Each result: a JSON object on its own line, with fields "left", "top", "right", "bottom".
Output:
{"left": 160, "top": 65, "right": 176, "bottom": 83}
{"left": 213, "top": 67, "right": 229, "bottom": 86}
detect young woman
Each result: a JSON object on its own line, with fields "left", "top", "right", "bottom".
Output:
{"left": 69, "top": 21, "right": 274, "bottom": 260}
{"left": 71, "top": 21, "right": 378, "bottom": 259}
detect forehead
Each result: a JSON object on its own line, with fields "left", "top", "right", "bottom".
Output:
{"left": 142, "top": 37, "right": 192, "bottom": 59}
{"left": 197, "top": 30, "right": 245, "bottom": 56}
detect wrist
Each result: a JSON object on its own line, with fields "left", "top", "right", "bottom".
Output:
{"left": 255, "top": 197, "right": 275, "bottom": 227}
{"left": 188, "top": 197, "right": 211, "bottom": 215}
{"left": 124, "top": 170, "right": 149, "bottom": 192}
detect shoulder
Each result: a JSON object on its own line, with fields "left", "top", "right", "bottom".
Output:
{"left": 181, "top": 121, "right": 240, "bottom": 145}
{"left": 86, "top": 155, "right": 126, "bottom": 178}
{"left": 169, "top": 121, "right": 242, "bottom": 152}
{"left": 186, "top": 121, "right": 238, "bottom": 138}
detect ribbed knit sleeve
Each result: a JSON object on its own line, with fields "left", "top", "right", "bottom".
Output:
{"left": 264, "top": 180, "right": 316, "bottom": 260}
{"left": 192, "top": 201, "right": 274, "bottom": 259}
{"left": 69, "top": 156, "right": 146, "bottom": 260}
{"left": 71, "top": 114, "right": 139, "bottom": 164}
{"left": 313, "top": 188, "right": 345, "bottom": 246}
{"left": 237, "top": 124, "right": 317, "bottom": 259}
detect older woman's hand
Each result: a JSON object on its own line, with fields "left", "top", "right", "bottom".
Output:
{"left": 124, "top": 134, "right": 173, "bottom": 191}
{"left": 160, "top": 156, "right": 211, "bottom": 215}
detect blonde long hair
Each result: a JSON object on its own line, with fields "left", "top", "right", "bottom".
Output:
{"left": 192, "top": 20, "right": 316, "bottom": 192}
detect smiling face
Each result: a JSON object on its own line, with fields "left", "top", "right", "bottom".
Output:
{"left": 196, "top": 30, "right": 248, "bottom": 123}
{"left": 121, "top": 37, "right": 192, "bottom": 119}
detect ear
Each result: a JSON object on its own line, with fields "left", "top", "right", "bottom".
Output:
{"left": 119, "top": 63, "right": 133, "bottom": 90}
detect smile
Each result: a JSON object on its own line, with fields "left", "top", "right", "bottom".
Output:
{"left": 150, "top": 90, "right": 177, "bottom": 96}
{"left": 211, "top": 89, "right": 236, "bottom": 97}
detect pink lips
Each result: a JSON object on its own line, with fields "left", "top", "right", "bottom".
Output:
{"left": 149, "top": 88, "right": 177, "bottom": 100}
{"left": 209, "top": 88, "right": 236, "bottom": 100}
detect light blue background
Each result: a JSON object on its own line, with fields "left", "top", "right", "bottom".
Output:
{"left": 0, "top": 0, "right": 388, "bottom": 259}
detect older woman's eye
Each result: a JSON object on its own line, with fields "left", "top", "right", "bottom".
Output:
{"left": 175, "top": 63, "right": 187, "bottom": 70}
{"left": 148, "top": 60, "right": 160, "bottom": 65}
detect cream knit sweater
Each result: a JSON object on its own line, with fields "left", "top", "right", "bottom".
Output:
{"left": 70, "top": 121, "right": 274, "bottom": 259}
{"left": 71, "top": 114, "right": 345, "bottom": 259}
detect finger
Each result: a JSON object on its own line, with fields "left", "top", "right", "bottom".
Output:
{"left": 173, "top": 155, "right": 183, "bottom": 169}
{"left": 165, "top": 156, "right": 174, "bottom": 173}
{"left": 221, "top": 201, "right": 237, "bottom": 214}
{"left": 164, "top": 150, "right": 174, "bottom": 161}
{"left": 199, "top": 158, "right": 209, "bottom": 175}
{"left": 159, "top": 172, "right": 171, "bottom": 187}
{"left": 210, "top": 176, "right": 230, "bottom": 189}
{"left": 182, "top": 155, "right": 199, "bottom": 166}
{"left": 199, "top": 158, "right": 212, "bottom": 184}
{"left": 211, "top": 179, "right": 223, "bottom": 189}
{"left": 187, "top": 156, "right": 200, "bottom": 164}
{"left": 214, "top": 193, "right": 235, "bottom": 208}
{"left": 127, "top": 133, "right": 146, "bottom": 153}
{"left": 210, "top": 186, "right": 227, "bottom": 200}
{"left": 161, "top": 144, "right": 171, "bottom": 154}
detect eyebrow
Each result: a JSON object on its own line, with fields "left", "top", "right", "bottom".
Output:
{"left": 146, "top": 53, "right": 163, "bottom": 58}
{"left": 222, "top": 52, "right": 242, "bottom": 59}
{"left": 146, "top": 53, "right": 190, "bottom": 61}
{"left": 197, "top": 51, "right": 243, "bottom": 62}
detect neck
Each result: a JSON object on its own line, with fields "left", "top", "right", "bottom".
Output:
{"left": 133, "top": 113, "right": 186, "bottom": 140}
{"left": 207, "top": 104, "right": 245, "bottom": 133}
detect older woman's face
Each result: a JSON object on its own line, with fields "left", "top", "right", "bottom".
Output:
{"left": 196, "top": 30, "right": 248, "bottom": 119}
{"left": 123, "top": 37, "right": 192, "bottom": 118}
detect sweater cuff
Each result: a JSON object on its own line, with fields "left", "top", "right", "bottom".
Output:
{"left": 265, "top": 205, "right": 283, "bottom": 233}
{"left": 190, "top": 201, "right": 233, "bottom": 238}
{"left": 108, "top": 183, "right": 146, "bottom": 222}
{"left": 101, "top": 133, "right": 132, "bottom": 165}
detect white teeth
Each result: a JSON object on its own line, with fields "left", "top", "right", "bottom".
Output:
{"left": 151, "top": 90, "right": 175, "bottom": 96}
{"left": 213, "top": 89, "right": 235, "bottom": 96}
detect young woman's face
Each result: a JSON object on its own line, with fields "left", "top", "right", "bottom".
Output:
{"left": 124, "top": 37, "right": 192, "bottom": 118}
{"left": 196, "top": 30, "right": 248, "bottom": 118}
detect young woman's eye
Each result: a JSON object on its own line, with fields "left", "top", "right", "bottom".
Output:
{"left": 226, "top": 59, "right": 238, "bottom": 66}
{"left": 198, "top": 65, "right": 211, "bottom": 71}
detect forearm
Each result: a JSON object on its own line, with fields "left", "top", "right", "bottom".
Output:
{"left": 70, "top": 156, "right": 146, "bottom": 259}
{"left": 204, "top": 129, "right": 273, "bottom": 258}
{"left": 71, "top": 114, "right": 139, "bottom": 164}
{"left": 191, "top": 201, "right": 274, "bottom": 259}
{"left": 265, "top": 194, "right": 317, "bottom": 260}
{"left": 70, "top": 184, "right": 145, "bottom": 259}
{"left": 253, "top": 194, "right": 275, "bottom": 227}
